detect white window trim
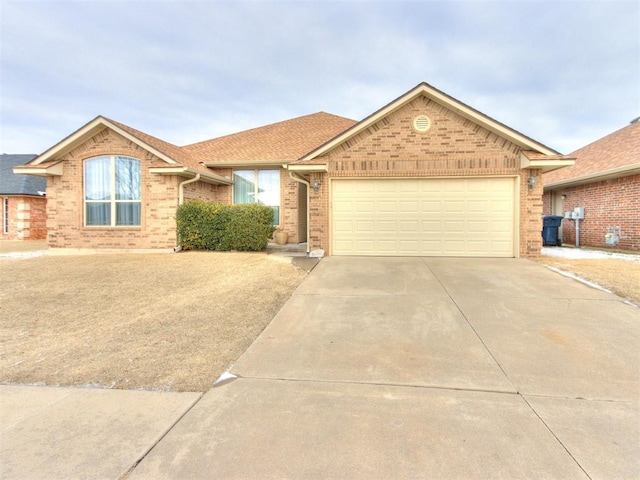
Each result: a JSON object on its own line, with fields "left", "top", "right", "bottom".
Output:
{"left": 2, "top": 197, "right": 8, "bottom": 234}
{"left": 84, "top": 155, "right": 142, "bottom": 227}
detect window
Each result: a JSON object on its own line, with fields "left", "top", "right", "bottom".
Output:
{"left": 85, "top": 156, "right": 141, "bottom": 226}
{"left": 2, "top": 198, "right": 8, "bottom": 234}
{"left": 233, "top": 169, "right": 280, "bottom": 225}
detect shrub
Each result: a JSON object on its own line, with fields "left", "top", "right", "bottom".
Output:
{"left": 176, "top": 200, "right": 275, "bottom": 251}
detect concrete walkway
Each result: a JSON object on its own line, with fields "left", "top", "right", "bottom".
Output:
{"left": 2, "top": 257, "right": 639, "bottom": 479}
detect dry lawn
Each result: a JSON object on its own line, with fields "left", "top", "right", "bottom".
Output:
{"left": 1, "top": 252, "right": 307, "bottom": 392}
{"left": 533, "top": 256, "right": 640, "bottom": 305}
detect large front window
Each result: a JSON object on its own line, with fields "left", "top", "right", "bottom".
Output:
{"left": 85, "top": 156, "right": 141, "bottom": 226}
{"left": 233, "top": 169, "right": 280, "bottom": 225}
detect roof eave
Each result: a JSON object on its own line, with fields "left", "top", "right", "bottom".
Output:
{"left": 204, "top": 160, "right": 292, "bottom": 169}
{"left": 13, "top": 161, "right": 64, "bottom": 177}
{"left": 520, "top": 153, "right": 576, "bottom": 173}
{"left": 285, "top": 163, "right": 328, "bottom": 173}
{"left": 148, "top": 166, "right": 233, "bottom": 185}
{"left": 543, "top": 163, "right": 640, "bottom": 190}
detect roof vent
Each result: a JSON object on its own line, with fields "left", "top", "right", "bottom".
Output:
{"left": 413, "top": 115, "right": 432, "bottom": 132}
{"left": 630, "top": 116, "right": 640, "bottom": 124}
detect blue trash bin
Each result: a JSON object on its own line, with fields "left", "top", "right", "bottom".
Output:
{"left": 541, "top": 215, "right": 563, "bottom": 246}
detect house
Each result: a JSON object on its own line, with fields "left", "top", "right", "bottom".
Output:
{"left": 543, "top": 118, "right": 640, "bottom": 251}
{"left": 1, "top": 154, "right": 46, "bottom": 240}
{"left": 15, "top": 82, "right": 574, "bottom": 257}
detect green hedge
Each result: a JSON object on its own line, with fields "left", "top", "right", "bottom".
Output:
{"left": 176, "top": 200, "right": 275, "bottom": 251}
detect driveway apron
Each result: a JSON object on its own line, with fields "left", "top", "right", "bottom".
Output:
{"left": 131, "top": 257, "right": 640, "bottom": 479}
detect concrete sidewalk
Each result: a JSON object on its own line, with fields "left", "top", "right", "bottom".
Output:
{"left": 1, "top": 257, "right": 638, "bottom": 479}
{"left": 0, "top": 386, "right": 201, "bottom": 479}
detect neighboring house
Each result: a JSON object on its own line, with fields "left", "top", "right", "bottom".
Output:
{"left": 543, "top": 118, "right": 640, "bottom": 251}
{"left": 15, "top": 82, "right": 573, "bottom": 257}
{"left": 1, "top": 154, "right": 46, "bottom": 240}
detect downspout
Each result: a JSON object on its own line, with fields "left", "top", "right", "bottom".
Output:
{"left": 288, "top": 171, "right": 311, "bottom": 255}
{"left": 175, "top": 173, "right": 201, "bottom": 252}
{"left": 178, "top": 173, "right": 201, "bottom": 205}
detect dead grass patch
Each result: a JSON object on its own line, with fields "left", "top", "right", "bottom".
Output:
{"left": 533, "top": 256, "right": 640, "bottom": 305}
{"left": 0, "top": 251, "right": 307, "bottom": 392}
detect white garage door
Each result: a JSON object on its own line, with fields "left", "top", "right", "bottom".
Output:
{"left": 332, "top": 178, "right": 515, "bottom": 257}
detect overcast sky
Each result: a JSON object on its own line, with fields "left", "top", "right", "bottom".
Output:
{"left": 1, "top": 0, "right": 638, "bottom": 156}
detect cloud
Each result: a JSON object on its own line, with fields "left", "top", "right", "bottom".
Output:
{"left": 1, "top": 0, "right": 638, "bottom": 154}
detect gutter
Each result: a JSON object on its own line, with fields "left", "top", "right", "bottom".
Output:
{"left": 288, "top": 171, "right": 311, "bottom": 255}
{"left": 543, "top": 163, "right": 640, "bottom": 190}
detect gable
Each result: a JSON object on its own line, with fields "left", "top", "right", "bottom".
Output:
{"left": 63, "top": 128, "right": 172, "bottom": 167}
{"left": 323, "top": 95, "right": 522, "bottom": 162}
{"left": 295, "top": 82, "right": 559, "bottom": 166}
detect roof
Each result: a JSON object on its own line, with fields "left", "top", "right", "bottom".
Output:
{"left": 16, "top": 117, "right": 230, "bottom": 184}
{"left": 0, "top": 154, "right": 45, "bottom": 195}
{"left": 19, "top": 113, "right": 356, "bottom": 178}
{"left": 183, "top": 112, "right": 357, "bottom": 165}
{"left": 543, "top": 119, "right": 640, "bottom": 188}
{"left": 293, "top": 82, "right": 560, "bottom": 166}
{"left": 104, "top": 117, "right": 197, "bottom": 167}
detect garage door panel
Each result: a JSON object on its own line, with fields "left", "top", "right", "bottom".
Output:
{"left": 332, "top": 178, "right": 515, "bottom": 257}
{"left": 355, "top": 221, "right": 375, "bottom": 233}
{"left": 378, "top": 201, "right": 396, "bottom": 212}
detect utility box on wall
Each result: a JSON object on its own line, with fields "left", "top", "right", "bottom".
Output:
{"left": 572, "top": 206, "right": 585, "bottom": 220}
{"left": 565, "top": 207, "right": 585, "bottom": 220}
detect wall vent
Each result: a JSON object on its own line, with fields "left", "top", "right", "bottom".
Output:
{"left": 413, "top": 115, "right": 432, "bottom": 132}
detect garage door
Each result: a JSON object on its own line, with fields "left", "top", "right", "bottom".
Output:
{"left": 332, "top": 178, "right": 515, "bottom": 257}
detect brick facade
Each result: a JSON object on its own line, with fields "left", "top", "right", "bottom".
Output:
{"left": 45, "top": 129, "right": 223, "bottom": 250}
{"left": 543, "top": 174, "right": 639, "bottom": 251}
{"left": 23, "top": 87, "right": 554, "bottom": 256}
{"left": 306, "top": 97, "right": 543, "bottom": 257}
{"left": 1, "top": 196, "right": 47, "bottom": 240}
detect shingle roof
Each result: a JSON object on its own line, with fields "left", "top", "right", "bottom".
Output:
{"left": 543, "top": 119, "right": 640, "bottom": 184}
{"left": 0, "top": 154, "right": 44, "bottom": 195}
{"left": 103, "top": 117, "right": 206, "bottom": 172}
{"left": 183, "top": 112, "right": 357, "bottom": 162}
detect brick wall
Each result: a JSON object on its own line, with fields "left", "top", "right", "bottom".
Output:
{"left": 0, "top": 196, "right": 47, "bottom": 240}
{"left": 306, "top": 96, "right": 543, "bottom": 257}
{"left": 45, "top": 129, "right": 221, "bottom": 250}
{"left": 546, "top": 174, "right": 639, "bottom": 251}
{"left": 280, "top": 171, "right": 303, "bottom": 243}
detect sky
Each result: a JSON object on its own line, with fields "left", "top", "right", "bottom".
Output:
{"left": 1, "top": 0, "right": 638, "bottom": 156}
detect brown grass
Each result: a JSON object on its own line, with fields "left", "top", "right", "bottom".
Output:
{"left": 533, "top": 256, "right": 640, "bottom": 305}
{"left": 0, "top": 252, "right": 307, "bottom": 392}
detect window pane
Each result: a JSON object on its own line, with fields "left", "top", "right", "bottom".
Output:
{"left": 85, "top": 157, "right": 111, "bottom": 200}
{"left": 116, "top": 157, "right": 141, "bottom": 200}
{"left": 257, "top": 170, "right": 280, "bottom": 208}
{"left": 116, "top": 203, "right": 141, "bottom": 226}
{"left": 86, "top": 203, "right": 111, "bottom": 226}
{"left": 233, "top": 170, "right": 256, "bottom": 204}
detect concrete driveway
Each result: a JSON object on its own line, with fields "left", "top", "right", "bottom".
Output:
{"left": 128, "top": 257, "right": 639, "bottom": 479}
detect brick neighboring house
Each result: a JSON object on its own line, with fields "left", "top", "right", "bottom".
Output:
{"left": 15, "top": 82, "right": 574, "bottom": 257}
{"left": 1, "top": 154, "right": 47, "bottom": 240}
{"left": 543, "top": 118, "right": 640, "bottom": 251}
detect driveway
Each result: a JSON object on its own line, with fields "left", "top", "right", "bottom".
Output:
{"left": 129, "top": 257, "right": 639, "bottom": 479}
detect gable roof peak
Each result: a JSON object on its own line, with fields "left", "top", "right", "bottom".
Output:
{"left": 296, "top": 82, "right": 559, "bottom": 163}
